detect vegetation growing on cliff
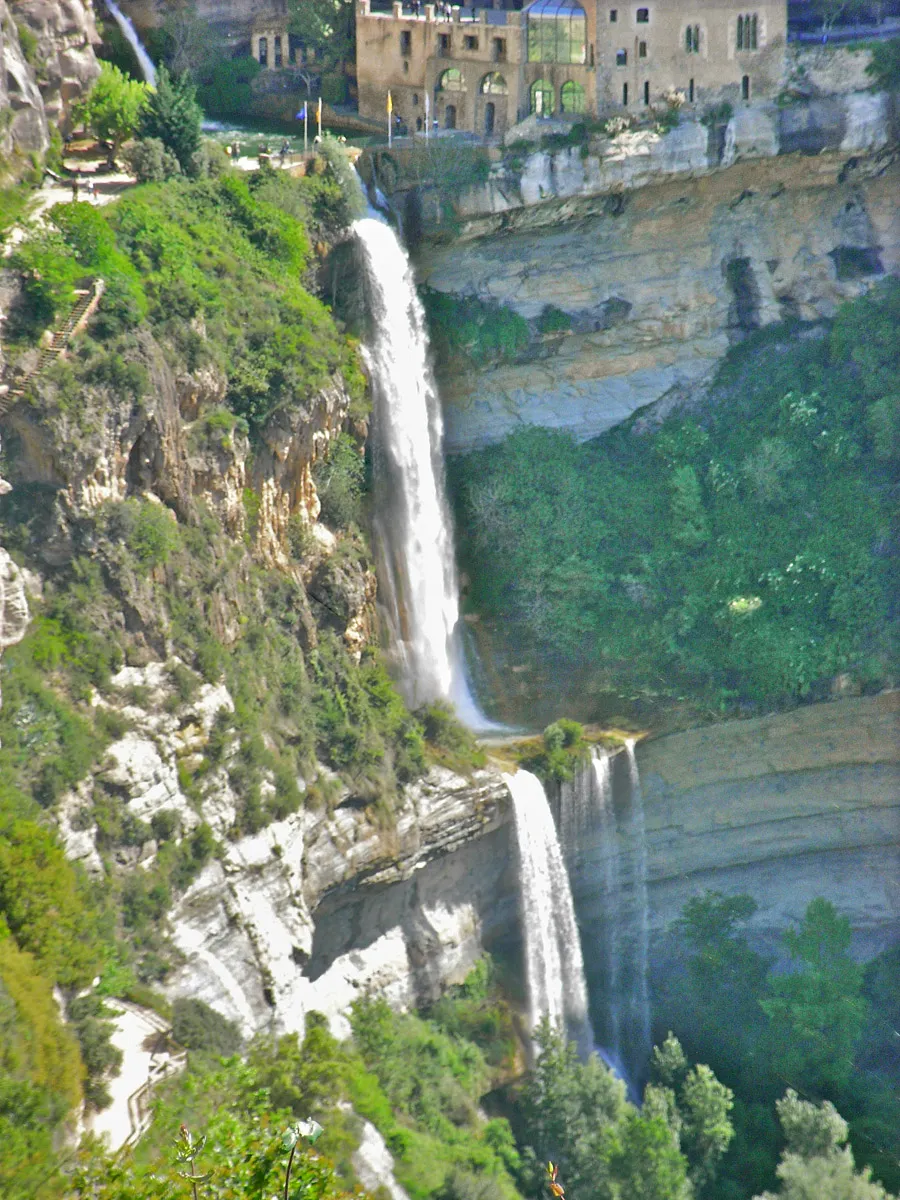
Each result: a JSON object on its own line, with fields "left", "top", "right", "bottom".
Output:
{"left": 0, "top": 153, "right": 426, "bottom": 1181}
{"left": 450, "top": 281, "right": 900, "bottom": 718}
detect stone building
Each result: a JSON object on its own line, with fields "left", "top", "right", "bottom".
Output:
{"left": 356, "top": 0, "right": 787, "bottom": 136}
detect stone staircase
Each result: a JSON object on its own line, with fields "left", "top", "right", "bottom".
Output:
{"left": 0, "top": 278, "right": 105, "bottom": 415}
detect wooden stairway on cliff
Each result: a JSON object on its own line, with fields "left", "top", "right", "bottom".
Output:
{"left": 0, "top": 278, "right": 105, "bottom": 415}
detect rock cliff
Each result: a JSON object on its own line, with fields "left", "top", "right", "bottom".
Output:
{"left": 418, "top": 146, "right": 897, "bottom": 451}
{"left": 565, "top": 693, "right": 900, "bottom": 1029}
{"left": 0, "top": 0, "right": 99, "bottom": 164}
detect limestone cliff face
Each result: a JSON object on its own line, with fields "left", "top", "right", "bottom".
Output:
{"left": 5, "top": 338, "right": 351, "bottom": 574}
{"left": 0, "top": 0, "right": 99, "bottom": 164}
{"left": 567, "top": 694, "right": 900, "bottom": 1021}
{"left": 164, "top": 764, "right": 515, "bottom": 1036}
{"left": 397, "top": 89, "right": 899, "bottom": 453}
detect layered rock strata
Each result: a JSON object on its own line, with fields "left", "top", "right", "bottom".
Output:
{"left": 567, "top": 692, "right": 900, "bottom": 1022}
{"left": 418, "top": 149, "right": 898, "bottom": 451}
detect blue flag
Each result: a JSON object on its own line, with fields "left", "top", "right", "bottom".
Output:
{"left": 296, "top": 103, "right": 307, "bottom": 119}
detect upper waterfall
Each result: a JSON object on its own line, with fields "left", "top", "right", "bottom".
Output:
{"left": 102, "top": 0, "right": 156, "bottom": 85}
{"left": 352, "top": 216, "right": 483, "bottom": 724}
{"left": 505, "top": 768, "right": 593, "bottom": 1057}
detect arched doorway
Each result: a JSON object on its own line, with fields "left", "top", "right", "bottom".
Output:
{"left": 530, "top": 78, "right": 554, "bottom": 116}
{"left": 480, "top": 72, "right": 508, "bottom": 136}
{"left": 560, "top": 80, "right": 585, "bottom": 113}
{"left": 446, "top": 104, "right": 457, "bottom": 129}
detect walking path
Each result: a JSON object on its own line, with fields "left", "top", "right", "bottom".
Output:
{"left": 83, "top": 999, "right": 186, "bottom": 1151}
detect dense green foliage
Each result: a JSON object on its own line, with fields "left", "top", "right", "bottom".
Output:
{"left": 450, "top": 282, "right": 900, "bottom": 716}
{"left": 422, "top": 289, "right": 531, "bottom": 370}
{"left": 657, "top": 893, "right": 900, "bottom": 1198}
{"left": 866, "top": 37, "right": 900, "bottom": 90}
{"left": 138, "top": 65, "right": 203, "bottom": 175}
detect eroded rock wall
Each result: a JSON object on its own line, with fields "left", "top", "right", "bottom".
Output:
{"left": 419, "top": 149, "right": 898, "bottom": 451}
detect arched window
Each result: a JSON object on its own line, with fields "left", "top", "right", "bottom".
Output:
{"left": 480, "top": 71, "right": 509, "bottom": 94}
{"left": 636, "top": 7, "right": 649, "bottom": 21}
{"left": 530, "top": 78, "right": 554, "bottom": 115}
{"left": 438, "top": 67, "right": 465, "bottom": 91}
{"left": 527, "top": 0, "right": 587, "bottom": 65}
{"left": 685, "top": 24, "right": 699, "bottom": 52}
{"left": 258, "top": 36, "right": 268, "bottom": 66}
{"left": 560, "top": 80, "right": 586, "bottom": 112}
{"left": 643, "top": 79, "right": 650, "bottom": 104}
{"left": 737, "top": 14, "right": 759, "bottom": 51}
{"left": 742, "top": 73, "right": 750, "bottom": 99}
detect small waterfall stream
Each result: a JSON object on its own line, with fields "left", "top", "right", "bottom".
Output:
{"left": 102, "top": 0, "right": 156, "bottom": 85}
{"left": 558, "top": 745, "right": 652, "bottom": 1088}
{"left": 352, "top": 217, "right": 482, "bottom": 724}
{"left": 623, "top": 739, "right": 652, "bottom": 1069}
{"left": 505, "top": 768, "right": 593, "bottom": 1057}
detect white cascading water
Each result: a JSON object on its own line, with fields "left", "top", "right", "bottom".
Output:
{"left": 505, "top": 768, "right": 593, "bottom": 1057}
{"left": 103, "top": 0, "right": 157, "bottom": 85}
{"left": 593, "top": 752, "right": 623, "bottom": 1062}
{"left": 352, "top": 216, "right": 483, "bottom": 723}
{"left": 623, "top": 739, "right": 652, "bottom": 1067}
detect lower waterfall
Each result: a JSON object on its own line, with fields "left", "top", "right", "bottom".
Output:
{"left": 505, "top": 768, "right": 593, "bottom": 1057}
{"left": 624, "top": 739, "right": 652, "bottom": 1072}
{"left": 558, "top": 746, "right": 652, "bottom": 1089}
{"left": 352, "top": 217, "right": 483, "bottom": 725}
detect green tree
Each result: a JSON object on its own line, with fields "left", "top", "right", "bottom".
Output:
{"left": 608, "top": 1111, "right": 692, "bottom": 1200}
{"left": 754, "top": 1091, "right": 899, "bottom": 1200}
{"left": 646, "top": 1033, "right": 735, "bottom": 1196}
{"left": 139, "top": 64, "right": 203, "bottom": 175}
{"left": 761, "top": 899, "right": 867, "bottom": 1094}
{"left": 668, "top": 892, "right": 770, "bottom": 1077}
{"left": 287, "top": 0, "right": 354, "bottom": 65}
{"left": 866, "top": 38, "right": 900, "bottom": 91}
{"left": 75, "top": 62, "right": 148, "bottom": 166}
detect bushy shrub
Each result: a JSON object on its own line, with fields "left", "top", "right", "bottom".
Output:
{"left": 171, "top": 997, "right": 243, "bottom": 1055}
{"left": 124, "top": 136, "right": 182, "bottom": 182}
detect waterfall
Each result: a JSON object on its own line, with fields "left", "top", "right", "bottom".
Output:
{"left": 557, "top": 745, "right": 651, "bottom": 1089}
{"left": 505, "top": 768, "right": 593, "bottom": 1057}
{"left": 560, "top": 752, "right": 622, "bottom": 1061}
{"left": 623, "top": 739, "right": 652, "bottom": 1071}
{"left": 102, "top": 0, "right": 156, "bottom": 86}
{"left": 352, "top": 216, "right": 482, "bottom": 724}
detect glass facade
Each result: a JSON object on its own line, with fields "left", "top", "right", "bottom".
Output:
{"left": 527, "top": 0, "right": 587, "bottom": 64}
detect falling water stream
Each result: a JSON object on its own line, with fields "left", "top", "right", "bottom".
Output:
{"left": 624, "top": 739, "right": 652, "bottom": 1068}
{"left": 102, "top": 0, "right": 157, "bottom": 85}
{"left": 505, "top": 769, "right": 594, "bottom": 1057}
{"left": 352, "top": 217, "right": 484, "bottom": 724}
